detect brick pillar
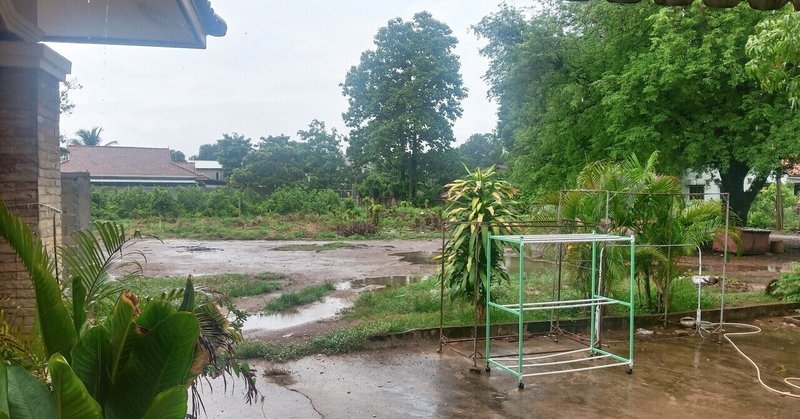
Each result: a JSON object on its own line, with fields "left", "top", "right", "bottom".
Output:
{"left": 0, "top": 41, "right": 70, "bottom": 329}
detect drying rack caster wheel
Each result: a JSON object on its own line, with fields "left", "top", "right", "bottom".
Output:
{"left": 517, "top": 382, "right": 525, "bottom": 390}
{"left": 626, "top": 368, "right": 633, "bottom": 375}
{"left": 485, "top": 367, "right": 491, "bottom": 373}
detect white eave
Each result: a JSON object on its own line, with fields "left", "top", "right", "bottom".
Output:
{"left": 34, "top": 0, "right": 226, "bottom": 49}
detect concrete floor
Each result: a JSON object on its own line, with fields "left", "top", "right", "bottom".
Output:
{"left": 199, "top": 317, "right": 799, "bottom": 418}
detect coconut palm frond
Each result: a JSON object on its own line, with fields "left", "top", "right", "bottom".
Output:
{"left": 61, "top": 222, "right": 149, "bottom": 312}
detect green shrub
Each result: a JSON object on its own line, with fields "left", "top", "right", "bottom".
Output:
{"left": 773, "top": 264, "right": 800, "bottom": 302}
{"left": 748, "top": 183, "right": 798, "bottom": 230}
{"left": 150, "top": 187, "right": 179, "bottom": 218}
{"left": 334, "top": 222, "right": 378, "bottom": 237}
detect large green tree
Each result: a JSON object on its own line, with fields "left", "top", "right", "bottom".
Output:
{"left": 342, "top": 11, "right": 467, "bottom": 199}
{"left": 296, "top": 119, "right": 348, "bottom": 190}
{"left": 231, "top": 120, "right": 348, "bottom": 192}
{"left": 193, "top": 133, "right": 252, "bottom": 175}
{"left": 457, "top": 133, "right": 504, "bottom": 171}
{"left": 746, "top": 10, "right": 800, "bottom": 106}
{"left": 477, "top": 2, "right": 800, "bottom": 223}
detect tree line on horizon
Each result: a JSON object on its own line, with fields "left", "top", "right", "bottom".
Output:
{"left": 69, "top": 3, "right": 800, "bottom": 222}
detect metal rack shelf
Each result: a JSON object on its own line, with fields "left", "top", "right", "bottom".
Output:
{"left": 485, "top": 233, "right": 636, "bottom": 389}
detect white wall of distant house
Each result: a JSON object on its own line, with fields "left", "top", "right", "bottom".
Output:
{"left": 682, "top": 169, "right": 797, "bottom": 201}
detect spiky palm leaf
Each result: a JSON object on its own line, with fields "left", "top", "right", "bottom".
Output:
{"left": 61, "top": 222, "right": 149, "bottom": 330}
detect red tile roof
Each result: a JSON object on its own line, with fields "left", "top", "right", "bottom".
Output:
{"left": 61, "top": 145, "right": 203, "bottom": 179}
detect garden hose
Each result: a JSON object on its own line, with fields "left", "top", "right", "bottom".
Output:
{"left": 705, "top": 322, "right": 800, "bottom": 399}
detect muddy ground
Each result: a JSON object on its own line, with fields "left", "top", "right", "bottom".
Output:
{"left": 198, "top": 317, "right": 799, "bottom": 418}
{"left": 130, "top": 235, "right": 800, "bottom": 344}
{"left": 130, "top": 238, "right": 442, "bottom": 343}
{"left": 130, "top": 237, "right": 800, "bottom": 417}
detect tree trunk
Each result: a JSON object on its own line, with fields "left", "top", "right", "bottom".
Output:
{"left": 643, "top": 271, "right": 653, "bottom": 311}
{"left": 409, "top": 138, "right": 419, "bottom": 199}
{"left": 776, "top": 173, "right": 783, "bottom": 231}
{"left": 717, "top": 159, "right": 767, "bottom": 225}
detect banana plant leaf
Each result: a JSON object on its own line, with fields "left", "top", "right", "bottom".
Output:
{"left": 70, "top": 326, "right": 112, "bottom": 403}
{"left": 6, "top": 365, "right": 56, "bottom": 419}
{"left": 141, "top": 387, "right": 188, "bottom": 419}
{"left": 105, "top": 312, "right": 200, "bottom": 419}
{"left": 49, "top": 353, "right": 102, "bottom": 419}
{"left": 0, "top": 202, "right": 77, "bottom": 362}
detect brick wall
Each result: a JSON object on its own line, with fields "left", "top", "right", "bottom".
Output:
{"left": 0, "top": 61, "right": 64, "bottom": 329}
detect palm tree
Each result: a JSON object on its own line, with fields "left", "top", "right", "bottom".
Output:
{"left": 534, "top": 152, "right": 729, "bottom": 313}
{"left": 70, "top": 127, "right": 117, "bottom": 146}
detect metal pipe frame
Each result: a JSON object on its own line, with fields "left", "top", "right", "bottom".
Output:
{"left": 484, "top": 232, "right": 635, "bottom": 388}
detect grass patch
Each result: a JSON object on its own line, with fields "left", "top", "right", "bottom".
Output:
{"left": 128, "top": 272, "right": 284, "bottom": 300}
{"left": 236, "top": 274, "right": 783, "bottom": 362}
{"left": 235, "top": 322, "right": 392, "bottom": 362}
{"left": 265, "top": 282, "right": 335, "bottom": 313}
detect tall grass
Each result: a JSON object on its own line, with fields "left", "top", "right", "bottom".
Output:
{"left": 265, "top": 282, "right": 335, "bottom": 312}
{"left": 128, "top": 272, "right": 284, "bottom": 300}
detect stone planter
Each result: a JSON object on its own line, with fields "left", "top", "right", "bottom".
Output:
{"left": 713, "top": 228, "right": 771, "bottom": 255}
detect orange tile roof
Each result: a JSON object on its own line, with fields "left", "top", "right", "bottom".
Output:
{"left": 61, "top": 145, "right": 203, "bottom": 179}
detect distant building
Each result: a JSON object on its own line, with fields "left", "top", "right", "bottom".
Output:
{"left": 682, "top": 167, "right": 798, "bottom": 201}
{"left": 188, "top": 160, "right": 225, "bottom": 185}
{"left": 61, "top": 145, "right": 208, "bottom": 187}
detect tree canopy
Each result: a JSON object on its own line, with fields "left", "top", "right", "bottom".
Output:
{"left": 476, "top": 2, "right": 800, "bottom": 222}
{"left": 342, "top": 11, "right": 467, "bottom": 200}
{"left": 193, "top": 133, "right": 253, "bottom": 175}
{"left": 456, "top": 133, "right": 504, "bottom": 171}
{"left": 230, "top": 120, "right": 348, "bottom": 193}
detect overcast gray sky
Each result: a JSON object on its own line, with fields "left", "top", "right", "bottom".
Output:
{"left": 49, "top": 1, "right": 523, "bottom": 157}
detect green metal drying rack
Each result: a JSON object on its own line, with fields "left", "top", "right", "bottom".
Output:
{"left": 484, "top": 233, "right": 636, "bottom": 389}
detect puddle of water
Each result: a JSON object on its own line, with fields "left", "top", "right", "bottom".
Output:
{"left": 391, "top": 251, "right": 441, "bottom": 264}
{"left": 176, "top": 245, "right": 221, "bottom": 252}
{"left": 242, "top": 297, "right": 349, "bottom": 331}
{"left": 337, "top": 275, "right": 428, "bottom": 291}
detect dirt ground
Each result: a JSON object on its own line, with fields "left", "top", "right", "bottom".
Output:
{"left": 129, "top": 238, "right": 442, "bottom": 343}
{"left": 130, "top": 235, "right": 800, "bottom": 344}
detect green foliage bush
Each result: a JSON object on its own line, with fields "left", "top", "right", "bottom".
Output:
{"left": 261, "top": 187, "right": 342, "bottom": 215}
{"left": 92, "top": 186, "right": 351, "bottom": 219}
{"left": 747, "top": 183, "right": 798, "bottom": 230}
{"left": 773, "top": 264, "right": 800, "bottom": 302}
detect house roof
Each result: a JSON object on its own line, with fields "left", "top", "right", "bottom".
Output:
{"left": 35, "top": 0, "right": 226, "bottom": 49}
{"left": 189, "top": 160, "right": 223, "bottom": 170}
{"left": 61, "top": 145, "right": 204, "bottom": 179}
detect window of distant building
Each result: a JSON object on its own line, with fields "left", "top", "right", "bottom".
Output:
{"left": 215, "top": 172, "right": 220, "bottom": 180}
{"left": 688, "top": 185, "right": 704, "bottom": 200}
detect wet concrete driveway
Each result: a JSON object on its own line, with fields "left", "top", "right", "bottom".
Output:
{"left": 200, "top": 318, "right": 798, "bottom": 418}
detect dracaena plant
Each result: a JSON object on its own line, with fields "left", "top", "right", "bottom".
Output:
{"left": 438, "top": 165, "right": 519, "bottom": 321}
